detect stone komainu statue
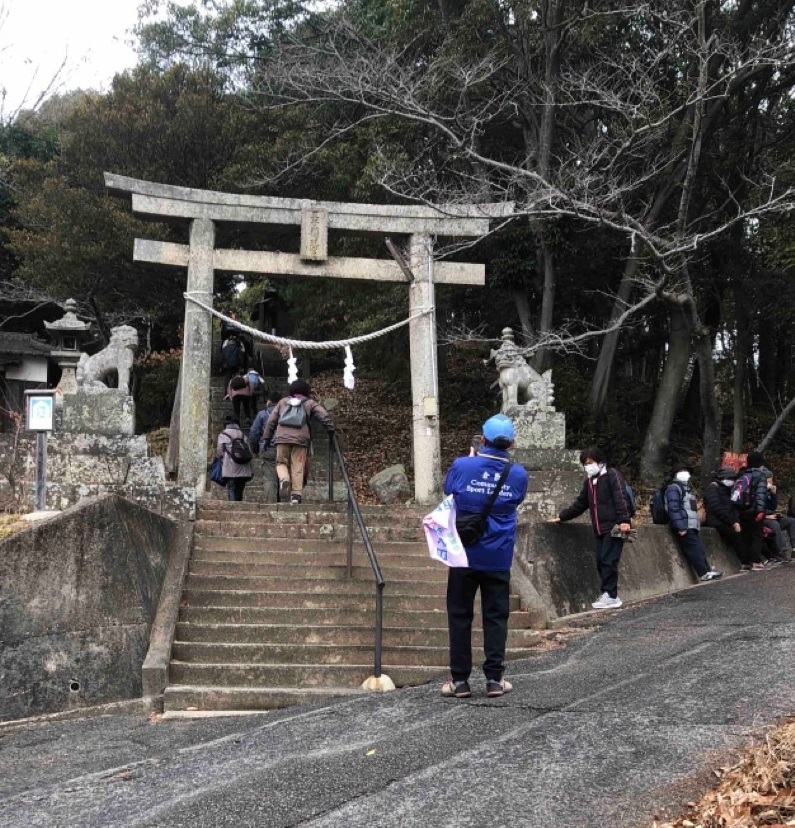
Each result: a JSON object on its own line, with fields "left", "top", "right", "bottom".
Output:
{"left": 487, "top": 327, "right": 556, "bottom": 416}
{"left": 76, "top": 325, "right": 139, "bottom": 394}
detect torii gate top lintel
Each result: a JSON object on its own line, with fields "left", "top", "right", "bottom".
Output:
{"left": 104, "top": 172, "right": 514, "bottom": 237}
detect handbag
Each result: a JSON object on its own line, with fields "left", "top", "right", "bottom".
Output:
{"left": 455, "top": 461, "right": 513, "bottom": 546}
{"left": 423, "top": 495, "right": 470, "bottom": 568}
{"left": 210, "top": 456, "right": 226, "bottom": 486}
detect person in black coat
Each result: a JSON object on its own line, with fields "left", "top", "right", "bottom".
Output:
{"left": 703, "top": 467, "right": 764, "bottom": 570}
{"left": 553, "top": 446, "right": 632, "bottom": 610}
{"left": 737, "top": 451, "right": 774, "bottom": 567}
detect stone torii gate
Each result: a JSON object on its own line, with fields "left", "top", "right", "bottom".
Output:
{"left": 105, "top": 173, "right": 511, "bottom": 504}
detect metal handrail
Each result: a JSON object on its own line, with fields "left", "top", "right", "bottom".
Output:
{"left": 327, "top": 431, "right": 385, "bottom": 678}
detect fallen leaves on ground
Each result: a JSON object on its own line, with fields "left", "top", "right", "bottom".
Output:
{"left": 654, "top": 719, "right": 795, "bottom": 827}
{"left": 0, "top": 513, "right": 26, "bottom": 539}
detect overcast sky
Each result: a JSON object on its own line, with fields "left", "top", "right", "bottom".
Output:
{"left": 1, "top": 0, "right": 170, "bottom": 120}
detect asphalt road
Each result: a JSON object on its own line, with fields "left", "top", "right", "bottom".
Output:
{"left": 2, "top": 568, "right": 794, "bottom": 828}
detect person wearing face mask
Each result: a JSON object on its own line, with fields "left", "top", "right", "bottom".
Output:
{"left": 761, "top": 473, "right": 795, "bottom": 563}
{"left": 666, "top": 463, "right": 722, "bottom": 581}
{"left": 736, "top": 450, "right": 774, "bottom": 568}
{"left": 552, "top": 446, "right": 632, "bottom": 610}
{"left": 703, "top": 467, "right": 765, "bottom": 570}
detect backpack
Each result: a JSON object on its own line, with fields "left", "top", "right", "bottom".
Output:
{"left": 622, "top": 480, "right": 637, "bottom": 518}
{"left": 278, "top": 397, "right": 308, "bottom": 429}
{"left": 730, "top": 472, "right": 754, "bottom": 510}
{"left": 228, "top": 436, "right": 253, "bottom": 464}
{"left": 650, "top": 487, "right": 669, "bottom": 524}
{"left": 221, "top": 339, "right": 242, "bottom": 368}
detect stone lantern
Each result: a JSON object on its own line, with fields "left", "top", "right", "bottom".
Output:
{"left": 44, "top": 299, "right": 92, "bottom": 394}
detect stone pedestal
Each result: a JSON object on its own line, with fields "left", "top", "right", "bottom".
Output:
{"left": 62, "top": 391, "right": 135, "bottom": 437}
{"left": 511, "top": 410, "right": 567, "bottom": 451}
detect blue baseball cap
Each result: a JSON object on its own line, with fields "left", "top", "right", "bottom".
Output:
{"left": 482, "top": 414, "right": 514, "bottom": 442}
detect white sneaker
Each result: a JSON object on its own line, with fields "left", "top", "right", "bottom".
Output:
{"left": 592, "top": 593, "right": 623, "bottom": 609}
{"left": 700, "top": 570, "right": 723, "bottom": 581}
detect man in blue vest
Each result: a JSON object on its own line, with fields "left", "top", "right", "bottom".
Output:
{"left": 441, "top": 414, "right": 529, "bottom": 699}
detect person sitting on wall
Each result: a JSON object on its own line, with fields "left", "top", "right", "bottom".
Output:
{"left": 703, "top": 467, "right": 765, "bottom": 571}
{"left": 761, "top": 472, "right": 795, "bottom": 564}
{"left": 666, "top": 463, "right": 722, "bottom": 582}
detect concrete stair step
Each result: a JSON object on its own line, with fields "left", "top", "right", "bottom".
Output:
{"left": 193, "top": 521, "right": 424, "bottom": 543}
{"left": 174, "top": 622, "right": 542, "bottom": 648}
{"left": 195, "top": 508, "right": 428, "bottom": 528}
{"left": 182, "top": 589, "right": 453, "bottom": 612}
{"left": 189, "top": 561, "right": 449, "bottom": 582}
{"left": 196, "top": 501, "right": 428, "bottom": 518}
{"left": 171, "top": 641, "right": 455, "bottom": 667}
{"left": 176, "top": 605, "right": 481, "bottom": 627}
{"left": 193, "top": 537, "right": 428, "bottom": 555}
{"left": 169, "top": 661, "right": 444, "bottom": 688}
{"left": 163, "top": 685, "right": 364, "bottom": 712}
{"left": 183, "top": 575, "right": 447, "bottom": 596}
{"left": 190, "top": 548, "right": 430, "bottom": 566}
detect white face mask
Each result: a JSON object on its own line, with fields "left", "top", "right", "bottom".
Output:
{"left": 721, "top": 479, "right": 734, "bottom": 488}
{"left": 675, "top": 471, "right": 691, "bottom": 483}
{"left": 584, "top": 462, "right": 601, "bottom": 478}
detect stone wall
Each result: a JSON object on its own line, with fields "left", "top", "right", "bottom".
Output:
{"left": 513, "top": 521, "right": 741, "bottom": 623}
{"left": 0, "top": 495, "right": 182, "bottom": 722}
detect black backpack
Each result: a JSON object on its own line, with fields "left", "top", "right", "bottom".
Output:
{"left": 650, "top": 487, "right": 669, "bottom": 524}
{"left": 228, "top": 436, "right": 253, "bottom": 464}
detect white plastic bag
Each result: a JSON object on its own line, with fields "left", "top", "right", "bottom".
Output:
{"left": 423, "top": 495, "right": 469, "bottom": 567}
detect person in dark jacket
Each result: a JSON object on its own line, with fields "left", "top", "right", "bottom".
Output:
{"left": 761, "top": 473, "right": 795, "bottom": 563}
{"left": 666, "top": 463, "right": 722, "bottom": 581}
{"left": 704, "top": 467, "right": 764, "bottom": 570}
{"left": 441, "top": 414, "right": 528, "bottom": 699}
{"left": 737, "top": 450, "right": 772, "bottom": 567}
{"left": 248, "top": 389, "right": 283, "bottom": 502}
{"left": 553, "top": 446, "right": 632, "bottom": 610}
{"left": 215, "top": 415, "right": 253, "bottom": 501}
{"left": 262, "top": 379, "right": 335, "bottom": 505}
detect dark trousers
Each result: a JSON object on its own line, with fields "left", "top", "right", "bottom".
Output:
{"left": 447, "top": 568, "right": 510, "bottom": 683}
{"left": 595, "top": 533, "right": 624, "bottom": 598}
{"left": 232, "top": 396, "right": 253, "bottom": 423}
{"left": 226, "top": 478, "right": 247, "bottom": 501}
{"left": 672, "top": 528, "right": 709, "bottom": 576}
{"left": 711, "top": 521, "right": 752, "bottom": 564}
{"left": 739, "top": 515, "right": 766, "bottom": 563}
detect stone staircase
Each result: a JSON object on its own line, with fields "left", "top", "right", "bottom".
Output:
{"left": 163, "top": 501, "right": 542, "bottom": 712}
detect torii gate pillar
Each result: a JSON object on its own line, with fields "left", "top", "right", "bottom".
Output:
{"left": 408, "top": 234, "right": 441, "bottom": 501}
{"left": 179, "top": 218, "right": 215, "bottom": 490}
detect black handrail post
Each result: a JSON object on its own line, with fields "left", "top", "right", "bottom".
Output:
{"left": 327, "top": 437, "right": 334, "bottom": 502}
{"left": 374, "top": 584, "right": 384, "bottom": 677}
{"left": 347, "top": 497, "right": 354, "bottom": 577}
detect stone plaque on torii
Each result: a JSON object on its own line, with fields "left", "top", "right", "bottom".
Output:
{"left": 105, "top": 173, "right": 512, "bottom": 503}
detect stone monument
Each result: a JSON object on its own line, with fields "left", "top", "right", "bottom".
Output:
{"left": 37, "top": 314, "right": 194, "bottom": 519}
{"left": 487, "top": 327, "right": 566, "bottom": 451}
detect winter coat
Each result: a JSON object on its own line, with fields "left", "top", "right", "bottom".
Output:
{"left": 738, "top": 466, "right": 769, "bottom": 516}
{"left": 216, "top": 426, "right": 253, "bottom": 479}
{"left": 444, "top": 447, "right": 529, "bottom": 571}
{"left": 703, "top": 481, "right": 739, "bottom": 528}
{"left": 248, "top": 403, "right": 278, "bottom": 454}
{"left": 666, "top": 481, "right": 699, "bottom": 531}
{"left": 558, "top": 467, "right": 632, "bottom": 536}
{"left": 262, "top": 395, "right": 334, "bottom": 447}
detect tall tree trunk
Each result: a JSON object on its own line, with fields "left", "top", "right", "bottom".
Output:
{"left": 732, "top": 277, "right": 750, "bottom": 452}
{"left": 694, "top": 330, "right": 721, "bottom": 480}
{"left": 532, "top": 240, "right": 555, "bottom": 373}
{"left": 589, "top": 251, "right": 641, "bottom": 418}
{"left": 639, "top": 304, "right": 693, "bottom": 484}
{"left": 512, "top": 289, "right": 535, "bottom": 346}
